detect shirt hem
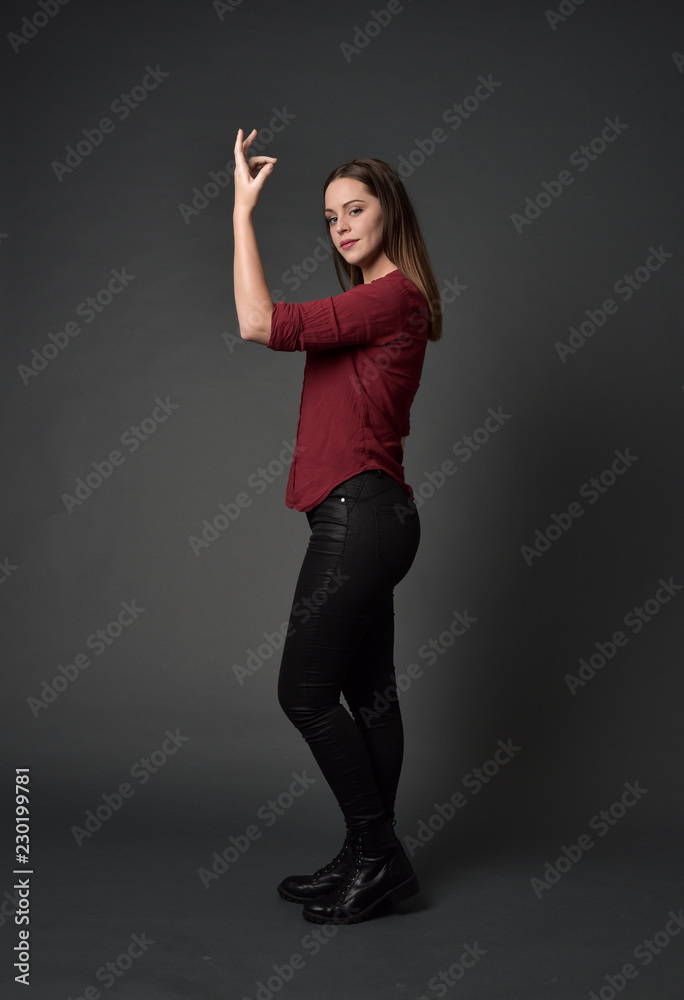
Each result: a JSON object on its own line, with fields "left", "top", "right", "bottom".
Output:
{"left": 286, "top": 464, "right": 413, "bottom": 512}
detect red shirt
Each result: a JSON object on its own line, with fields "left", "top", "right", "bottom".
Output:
{"left": 267, "top": 267, "right": 430, "bottom": 512}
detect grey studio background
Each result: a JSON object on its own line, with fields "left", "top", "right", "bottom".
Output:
{"left": 2, "top": 0, "right": 684, "bottom": 997}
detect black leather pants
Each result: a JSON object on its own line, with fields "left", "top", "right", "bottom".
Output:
{"left": 277, "top": 469, "right": 420, "bottom": 835}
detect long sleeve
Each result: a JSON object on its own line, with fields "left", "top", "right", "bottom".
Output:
{"left": 268, "top": 270, "right": 428, "bottom": 352}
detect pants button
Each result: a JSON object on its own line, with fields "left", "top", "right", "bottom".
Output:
{"left": 340, "top": 497, "right": 346, "bottom": 503}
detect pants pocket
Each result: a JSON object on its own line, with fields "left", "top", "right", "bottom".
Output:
{"left": 307, "top": 493, "right": 349, "bottom": 547}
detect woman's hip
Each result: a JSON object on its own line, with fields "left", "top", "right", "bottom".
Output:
{"left": 303, "top": 472, "right": 420, "bottom": 589}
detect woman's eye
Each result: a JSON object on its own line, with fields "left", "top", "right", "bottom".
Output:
{"left": 326, "top": 208, "right": 361, "bottom": 225}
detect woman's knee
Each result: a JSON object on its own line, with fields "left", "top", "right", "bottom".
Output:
{"left": 277, "top": 676, "right": 332, "bottom": 728}
{"left": 277, "top": 676, "right": 300, "bottom": 721}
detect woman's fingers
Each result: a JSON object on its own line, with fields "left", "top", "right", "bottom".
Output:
{"left": 234, "top": 129, "right": 277, "bottom": 169}
{"left": 235, "top": 127, "right": 258, "bottom": 155}
{"left": 234, "top": 128, "right": 277, "bottom": 208}
{"left": 234, "top": 127, "right": 249, "bottom": 158}
{"left": 234, "top": 127, "right": 252, "bottom": 160}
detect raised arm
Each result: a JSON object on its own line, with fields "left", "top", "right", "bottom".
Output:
{"left": 233, "top": 128, "right": 277, "bottom": 344}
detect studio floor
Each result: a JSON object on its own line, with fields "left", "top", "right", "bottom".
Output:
{"left": 9, "top": 822, "right": 683, "bottom": 999}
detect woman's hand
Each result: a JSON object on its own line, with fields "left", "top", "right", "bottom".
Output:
{"left": 234, "top": 128, "right": 277, "bottom": 214}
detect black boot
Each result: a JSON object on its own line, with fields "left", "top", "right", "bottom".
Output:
{"left": 302, "top": 821, "right": 419, "bottom": 924}
{"left": 277, "top": 837, "right": 354, "bottom": 903}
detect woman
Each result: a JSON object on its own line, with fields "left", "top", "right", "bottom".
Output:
{"left": 233, "top": 128, "right": 442, "bottom": 924}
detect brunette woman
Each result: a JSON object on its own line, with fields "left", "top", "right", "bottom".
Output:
{"left": 233, "top": 128, "right": 442, "bottom": 924}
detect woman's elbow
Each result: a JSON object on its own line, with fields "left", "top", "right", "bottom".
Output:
{"left": 240, "top": 323, "right": 270, "bottom": 345}
{"left": 240, "top": 306, "right": 273, "bottom": 344}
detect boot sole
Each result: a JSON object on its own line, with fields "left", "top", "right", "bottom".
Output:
{"left": 302, "top": 873, "right": 420, "bottom": 924}
{"left": 278, "top": 885, "right": 307, "bottom": 903}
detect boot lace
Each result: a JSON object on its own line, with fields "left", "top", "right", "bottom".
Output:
{"left": 313, "top": 839, "right": 351, "bottom": 877}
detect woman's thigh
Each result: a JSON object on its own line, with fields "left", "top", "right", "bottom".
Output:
{"left": 278, "top": 474, "right": 420, "bottom": 711}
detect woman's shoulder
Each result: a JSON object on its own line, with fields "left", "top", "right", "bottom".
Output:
{"left": 344, "top": 269, "right": 429, "bottom": 329}
{"left": 367, "top": 268, "right": 425, "bottom": 301}
{"left": 388, "top": 270, "right": 430, "bottom": 320}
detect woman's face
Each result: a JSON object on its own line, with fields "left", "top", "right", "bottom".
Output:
{"left": 324, "top": 177, "right": 392, "bottom": 281}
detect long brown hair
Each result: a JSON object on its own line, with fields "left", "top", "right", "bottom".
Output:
{"left": 323, "top": 158, "right": 442, "bottom": 342}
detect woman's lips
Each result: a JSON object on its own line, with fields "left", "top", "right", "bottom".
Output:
{"left": 340, "top": 240, "right": 358, "bottom": 249}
